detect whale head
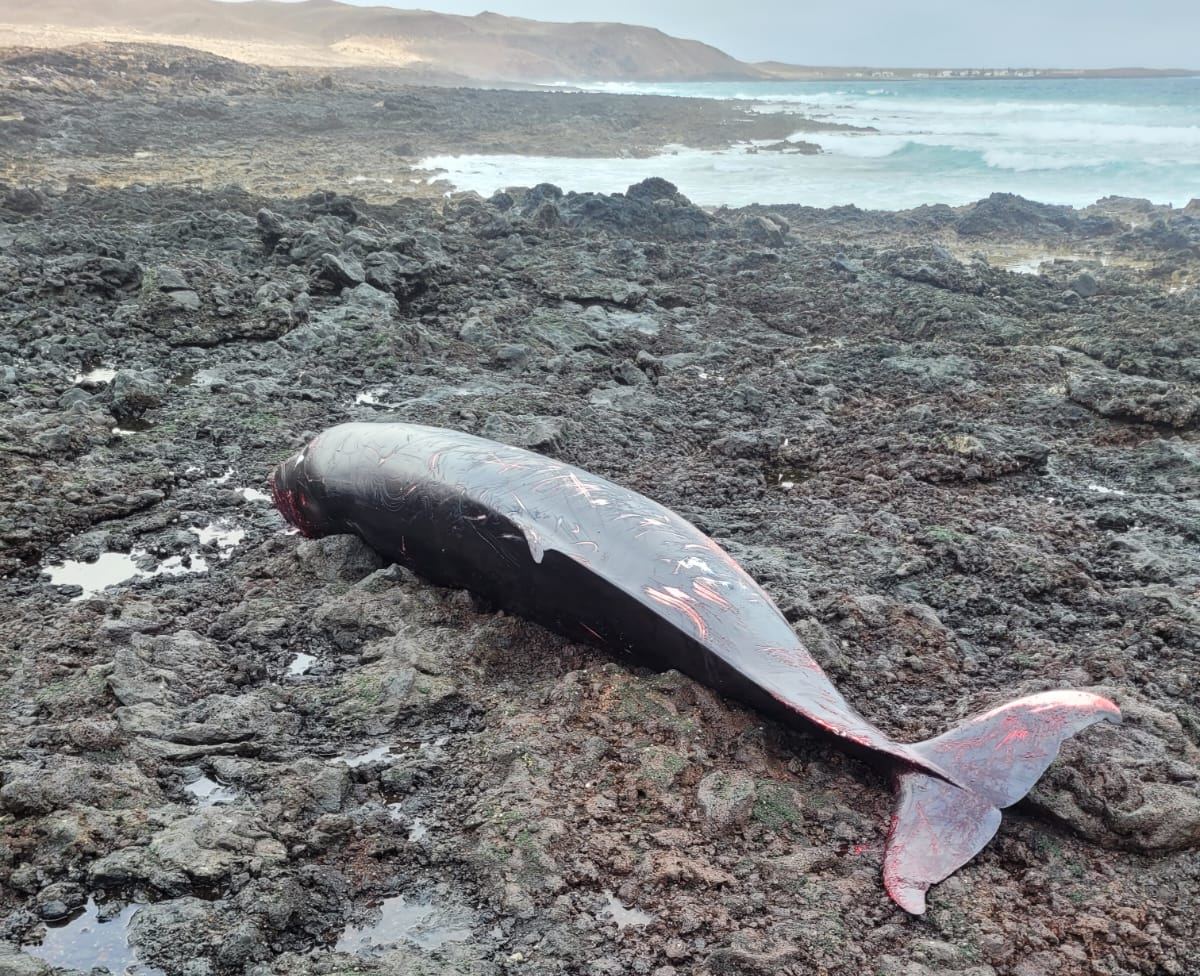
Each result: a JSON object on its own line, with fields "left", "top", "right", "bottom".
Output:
{"left": 269, "top": 449, "right": 330, "bottom": 539}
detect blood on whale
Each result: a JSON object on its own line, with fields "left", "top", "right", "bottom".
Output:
{"left": 270, "top": 422, "right": 1121, "bottom": 914}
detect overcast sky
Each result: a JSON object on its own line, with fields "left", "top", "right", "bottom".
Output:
{"left": 229, "top": 0, "right": 1199, "bottom": 69}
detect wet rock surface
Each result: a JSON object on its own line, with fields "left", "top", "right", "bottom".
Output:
{"left": 2, "top": 43, "right": 1200, "bottom": 976}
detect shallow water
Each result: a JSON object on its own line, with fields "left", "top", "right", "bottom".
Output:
{"left": 22, "top": 898, "right": 164, "bottom": 975}
{"left": 44, "top": 520, "right": 245, "bottom": 598}
{"left": 185, "top": 775, "right": 239, "bottom": 807}
{"left": 333, "top": 893, "right": 474, "bottom": 954}
{"left": 73, "top": 366, "right": 118, "bottom": 384}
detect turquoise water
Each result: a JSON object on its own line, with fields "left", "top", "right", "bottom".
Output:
{"left": 422, "top": 77, "right": 1200, "bottom": 210}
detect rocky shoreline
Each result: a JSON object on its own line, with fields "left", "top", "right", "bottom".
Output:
{"left": 0, "top": 43, "right": 848, "bottom": 203}
{"left": 2, "top": 43, "right": 1200, "bottom": 976}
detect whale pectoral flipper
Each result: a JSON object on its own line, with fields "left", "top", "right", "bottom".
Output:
{"left": 883, "top": 690, "right": 1121, "bottom": 913}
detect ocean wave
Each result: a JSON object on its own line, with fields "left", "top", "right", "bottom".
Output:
{"left": 982, "top": 149, "right": 1114, "bottom": 172}
{"left": 420, "top": 78, "right": 1198, "bottom": 211}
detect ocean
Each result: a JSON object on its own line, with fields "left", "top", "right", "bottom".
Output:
{"left": 420, "top": 77, "right": 1200, "bottom": 211}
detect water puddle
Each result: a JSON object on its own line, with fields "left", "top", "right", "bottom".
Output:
{"left": 207, "top": 468, "right": 235, "bottom": 485}
{"left": 45, "top": 518, "right": 246, "bottom": 597}
{"left": 44, "top": 548, "right": 210, "bottom": 600}
{"left": 354, "top": 387, "right": 399, "bottom": 408}
{"left": 185, "top": 775, "right": 239, "bottom": 807}
{"left": 287, "top": 652, "right": 318, "bottom": 676}
{"left": 22, "top": 898, "right": 165, "bottom": 975}
{"left": 336, "top": 736, "right": 447, "bottom": 769}
{"left": 334, "top": 893, "right": 474, "bottom": 954}
{"left": 112, "top": 417, "right": 156, "bottom": 436}
{"left": 74, "top": 366, "right": 118, "bottom": 385}
{"left": 383, "top": 805, "right": 430, "bottom": 840}
{"left": 600, "top": 890, "right": 655, "bottom": 930}
{"left": 239, "top": 486, "right": 272, "bottom": 503}
{"left": 45, "top": 551, "right": 147, "bottom": 597}
{"left": 190, "top": 521, "right": 246, "bottom": 559}
{"left": 352, "top": 384, "right": 493, "bottom": 409}
{"left": 337, "top": 745, "right": 393, "bottom": 768}
{"left": 999, "top": 254, "right": 1059, "bottom": 275}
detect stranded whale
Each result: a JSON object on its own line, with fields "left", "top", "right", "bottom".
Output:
{"left": 270, "top": 421, "right": 1121, "bottom": 913}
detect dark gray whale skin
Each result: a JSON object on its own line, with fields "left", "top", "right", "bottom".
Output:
{"left": 271, "top": 422, "right": 1121, "bottom": 913}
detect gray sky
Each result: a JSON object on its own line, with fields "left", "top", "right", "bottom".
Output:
{"left": 228, "top": 0, "right": 1199, "bottom": 69}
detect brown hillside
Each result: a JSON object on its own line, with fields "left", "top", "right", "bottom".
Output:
{"left": 0, "top": 0, "right": 766, "bottom": 81}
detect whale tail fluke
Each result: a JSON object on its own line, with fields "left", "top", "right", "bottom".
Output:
{"left": 883, "top": 690, "right": 1121, "bottom": 914}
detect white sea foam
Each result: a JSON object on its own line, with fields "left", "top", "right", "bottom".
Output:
{"left": 427, "top": 78, "right": 1199, "bottom": 210}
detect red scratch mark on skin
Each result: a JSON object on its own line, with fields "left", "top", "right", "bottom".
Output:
{"left": 427, "top": 450, "right": 446, "bottom": 475}
{"left": 762, "top": 645, "right": 821, "bottom": 670}
{"left": 996, "top": 729, "right": 1030, "bottom": 749}
{"left": 579, "top": 622, "right": 604, "bottom": 642}
{"left": 573, "top": 540, "right": 600, "bottom": 551}
{"left": 692, "top": 579, "right": 733, "bottom": 610}
{"left": 644, "top": 586, "right": 708, "bottom": 639}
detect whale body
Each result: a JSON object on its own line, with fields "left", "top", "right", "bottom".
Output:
{"left": 270, "top": 421, "right": 1121, "bottom": 913}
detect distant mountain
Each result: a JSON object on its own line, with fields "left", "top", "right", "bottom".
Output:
{"left": 3, "top": 1, "right": 1194, "bottom": 84}
{"left": 0, "top": 0, "right": 768, "bottom": 82}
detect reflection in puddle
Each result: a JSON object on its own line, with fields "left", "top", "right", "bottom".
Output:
{"left": 74, "top": 367, "right": 118, "bottom": 385}
{"left": 44, "top": 549, "right": 211, "bottom": 599}
{"left": 337, "top": 745, "right": 393, "bottom": 768}
{"left": 44, "top": 520, "right": 243, "bottom": 599}
{"left": 189, "top": 521, "right": 246, "bottom": 558}
{"left": 334, "top": 893, "right": 474, "bottom": 954}
{"left": 112, "top": 417, "right": 156, "bottom": 436}
{"left": 354, "top": 388, "right": 393, "bottom": 407}
{"left": 22, "top": 898, "right": 164, "bottom": 975}
{"left": 45, "top": 551, "right": 146, "bottom": 596}
{"left": 185, "top": 776, "right": 239, "bottom": 807}
{"left": 601, "top": 890, "right": 655, "bottom": 930}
